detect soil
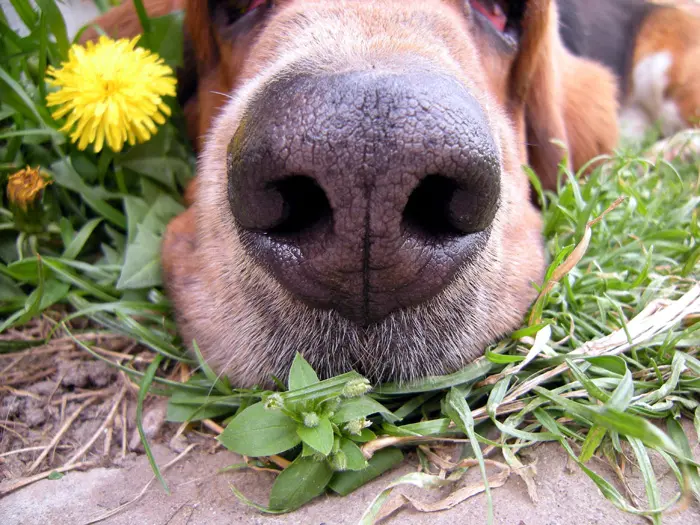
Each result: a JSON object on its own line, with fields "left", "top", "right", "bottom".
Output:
{"left": 2, "top": 439, "right": 700, "bottom": 524}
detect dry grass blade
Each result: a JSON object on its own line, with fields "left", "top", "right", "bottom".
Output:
{"left": 0, "top": 445, "right": 70, "bottom": 458}
{"left": 371, "top": 460, "right": 511, "bottom": 524}
{"left": 362, "top": 436, "right": 468, "bottom": 460}
{"left": 401, "top": 461, "right": 511, "bottom": 513}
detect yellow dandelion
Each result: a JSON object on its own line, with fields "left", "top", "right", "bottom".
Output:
{"left": 7, "top": 166, "right": 52, "bottom": 211}
{"left": 46, "top": 36, "right": 177, "bottom": 153}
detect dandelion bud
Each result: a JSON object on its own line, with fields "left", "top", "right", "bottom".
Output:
{"left": 7, "top": 166, "right": 52, "bottom": 233}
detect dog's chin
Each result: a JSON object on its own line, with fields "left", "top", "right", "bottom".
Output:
{"left": 184, "top": 228, "right": 539, "bottom": 387}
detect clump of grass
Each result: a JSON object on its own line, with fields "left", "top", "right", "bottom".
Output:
{"left": 1, "top": 1, "right": 698, "bottom": 523}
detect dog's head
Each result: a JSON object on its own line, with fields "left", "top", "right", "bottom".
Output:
{"left": 163, "top": 0, "right": 605, "bottom": 385}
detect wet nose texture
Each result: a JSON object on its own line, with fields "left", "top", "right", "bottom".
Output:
{"left": 228, "top": 72, "right": 500, "bottom": 325}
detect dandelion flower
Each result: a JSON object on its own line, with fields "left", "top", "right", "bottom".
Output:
{"left": 7, "top": 166, "right": 52, "bottom": 211}
{"left": 46, "top": 36, "right": 177, "bottom": 153}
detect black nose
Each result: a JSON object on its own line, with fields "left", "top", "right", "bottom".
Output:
{"left": 228, "top": 71, "right": 500, "bottom": 325}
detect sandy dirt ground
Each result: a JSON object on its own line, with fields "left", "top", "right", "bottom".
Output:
{"left": 3, "top": 430, "right": 700, "bottom": 525}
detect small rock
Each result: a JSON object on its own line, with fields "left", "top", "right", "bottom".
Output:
{"left": 129, "top": 399, "right": 168, "bottom": 451}
{"left": 0, "top": 396, "right": 20, "bottom": 419}
{"left": 169, "top": 433, "right": 190, "bottom": 454}
{"left": 28, "top": 380, "right": 57, "bottom": 396}
{"left": 23, "top": 403, "right": 47, "bottom": 427}
{"left": 60, "top": 359, "right": 117, "bottom": 388}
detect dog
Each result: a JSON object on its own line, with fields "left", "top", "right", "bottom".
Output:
{"left": 558, "top": 0, "right": 700, "bottom": 144}
{"left": 88, "top": 0, "right": 699, "bottom": 387}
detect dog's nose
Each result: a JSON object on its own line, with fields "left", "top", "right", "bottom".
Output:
{"left": 228, "top": 71, "right": 500, "bottom": 325}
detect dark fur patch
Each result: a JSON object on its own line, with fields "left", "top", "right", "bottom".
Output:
{"left": 177, "top": 26, "right": 198, "bottom": 106}
{"left": 557, "top": 0, "right": 656, "bottom": 95}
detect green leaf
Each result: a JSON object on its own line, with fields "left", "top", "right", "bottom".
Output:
{"left": 0, "top": 65, "right": 52, "bottom": 126}
{"left": 377, "top": 357, "right": 493, "bottom": 394}
{"left": 534, "top": 387, "right": 684, "bottom": 458}
{"left": 0, "top": 257, "right": 48, "bottom": 331}
{"left": 218, "top": 402, "right": 300, "bottom": 457}
{"left": 117, "top": 194, "right": 185, "bottom": 289}
{"left": 666, "top": 418, "right": 700, "bottom": 500}
{"left": 8, "top": 0, "right": 38, "bottom": 28}
{"left": 445, "top": 387, "right": 494, "bottom": 525}
{"left": 339, "top": 438, "right": 368, "bottom": 471}
{"left": 124, "top": 197, "right": 149, "bottom": 245}
{"left": 191, "top": 340, "right": 232, "bottom": 395}
{"left": 4, "top": 259, "right": 43, "bottom": 283}
{"left": 280, "top": 371, "right": 365, "bottom": 403}
{"left": 49, "top": 160, "right": 126, "bottom": 228}
{"left": 138, "top": 194, "right": 185, "bottom": 236}
{"left": 47, "top": 471, "right": 63, "bottom": 481}
{"left": 0, "top": 274, "right": 25, "bottom": 304}
{"left": 42, "top": 258, "right": 116, "bottom": 302}
{"left": 166, "top": 402, "right": 235, "bottom": 423}
{"left": 62, "top": 219, "right": 102, "bottom": 260}
{"left": 148, "top": 12, "right": 185, "bottom": 67}
{"left": 607, "top": 367, "right": 633, "bottom": 411}
{"left": 329, "top": 448, "right": 404, "bottom": 496}
{"left": 288, "top": 352, "right": 320, "bottom": 390}
{"left": 347, "top": 428, "right": 377, "bottom": 443}
{"left": 269, "top": 456, "right": 333, "bottom": 511}
{"left": 332, "top": 396, "right": 395, "bottom": 423}
{"left": 629, "top": 438, "right": 662, "bottom": 525}
{"left": 297, "top": 416, "right": 334, "bottom": 456}
{"left": 485, "top": 350, "right": 525, "bottom": 364}
{"left": 137, "top": 354, "right": 169, "bottom": 493}
{"left": 116, "top": 229, "right": 162, "bottom": 289}
{"left": 131, "top": 0, "right": 152, "bottom": 41}
{"left": 35, "top": 0, "right": 69, "bottom": 57}
{"left": 579, "top": 425, "right": 607, "bottom": 463}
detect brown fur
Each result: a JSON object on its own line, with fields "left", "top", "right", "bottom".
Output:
{"left": 561, "top": 54, "right": 620, "bottom": 173}
{"left": 88, "top": 0, "right": 624, "bottom": 386}
{"left": 633, "top": 7, "right": 700, "bottom": 128}
{"left": 81, "top": 0, "right": 185, "bottom": 41}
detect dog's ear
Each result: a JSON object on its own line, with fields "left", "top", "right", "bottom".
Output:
{"left": 508, "top": 0, "right": 570, "bottom": 190}
{"left": 509, "top": 0, "right": 619, "bottom": 190}
{"left": 185, "top": 0, "right": 219, "bottom": 70}
{"left": 186, "top": 0, "right": 270, "bottom": 74}
{"left": 559, "top": 53, "right": 619, "bottom": 173}
{"left": 185, "top": 0, "right": 272, "bottom": 147}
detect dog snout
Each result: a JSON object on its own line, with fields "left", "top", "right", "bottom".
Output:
{"left": 228, "top": 70, "right": 500, "bottom": 325}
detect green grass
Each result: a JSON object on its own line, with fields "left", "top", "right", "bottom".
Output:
{"left": 1, "top": 0, "right": 699, "bottom": 522}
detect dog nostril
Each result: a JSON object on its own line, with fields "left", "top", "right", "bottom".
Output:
{"left": 403, "top": 175, "right": 463, "bottom": 238}
{"left": 267, "top": 176, "right": 332, "bottom": 236}
{"left": 403, "top": 174, "right": 499, "bottom": 239}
